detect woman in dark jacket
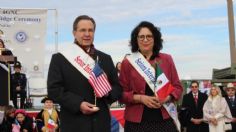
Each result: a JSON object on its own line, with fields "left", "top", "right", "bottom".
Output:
{"left": 0, "top": 105, "right": 16, "bottom": 132}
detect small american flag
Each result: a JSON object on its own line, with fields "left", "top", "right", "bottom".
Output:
{"left": 88, "top": 63, "right": 112, "bottom": 97}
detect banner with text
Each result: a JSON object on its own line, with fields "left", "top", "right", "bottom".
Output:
{"left": 0, "top": 8, "right": 47, "bottom": 77}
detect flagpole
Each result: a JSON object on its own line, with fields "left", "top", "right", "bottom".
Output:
{"left": 94, "top": 56, "right": 98, "bottom": 107}
{"left": 94, "top": 91, "right": 97, "bottom": 106}
{"left": 93, "top": 90, "right": 99, "bottom": 111}
{"left": 93, "top": 56, "right": 99, "bottom": 111}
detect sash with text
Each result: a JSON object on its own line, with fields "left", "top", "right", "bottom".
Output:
{"left": 59, "top": 44, "right": 111, "bottom": 97}
{"left": 127, "top": 52, "right": 180, "bottom": 131}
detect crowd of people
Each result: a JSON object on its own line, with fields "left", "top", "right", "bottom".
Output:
{"left": 0, "top": 97, "right": 59, "bottom": 132}
{"left": 0, "top": 14, "right": 236, "bottom": 132}
{"left": 180, "top": 82, "right": 236, "bottom": 132}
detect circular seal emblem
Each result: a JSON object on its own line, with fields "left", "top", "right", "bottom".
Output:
{"left": 33, "top": 65, "right": 39, "bottom": 71}
{"left": 15, "top": 32, "right": 27, "bottom": 43}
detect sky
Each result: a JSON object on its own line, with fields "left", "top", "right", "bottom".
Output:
{"left": 1, "top": 0, "right": 234, "bottom": 80}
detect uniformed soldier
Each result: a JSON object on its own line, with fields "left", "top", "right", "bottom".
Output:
{"left": 11, "top": 61, "right": 27, "bottom": 109}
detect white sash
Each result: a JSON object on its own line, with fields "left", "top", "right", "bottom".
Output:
{"left": 127, "top": 52, "right": 180, "bottom": 131}
{"left": 0, "top": 63, "right": 9, "bottom": 72}
{"left": 59, "top": 43, "right": 95, "bottom": 79}
{"left": 127, "top": 52, "right": 156, "bottom": 91}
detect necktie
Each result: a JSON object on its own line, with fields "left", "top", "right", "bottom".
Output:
{"left": 194, "top": 95, "right": 198, "bottom": 105}
{"left": 230, "top": 97, "right": 235, "bottom": 107}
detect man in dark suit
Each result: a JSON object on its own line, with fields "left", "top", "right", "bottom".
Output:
{"left": 181, "top": 80, "right": 209, "bottom": 132}
{"left": 224, "top": 83, "right": 236, "bottom": 132}
{"left": 47, "top": 15, "right": 122, "bottom": 132}
{"left": 11, "top": 61, "right": 27, "bottom": 109}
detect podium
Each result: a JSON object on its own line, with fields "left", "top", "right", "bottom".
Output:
{"left": 0, "top": 55, "right": 16, "bottom": 106}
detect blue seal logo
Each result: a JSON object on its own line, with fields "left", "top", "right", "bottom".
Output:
{"left": 15, "top": 31, "right": 27, "bottom": 43}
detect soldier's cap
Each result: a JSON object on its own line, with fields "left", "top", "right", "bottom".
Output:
{"left": 41, "top": 96, "right": 54, "bottom": 103}
{"left": 224, "top": 83, "right": 236, "bottom": 91}
{"left": 14, "top": 61, "right": 22, "bottom": 68}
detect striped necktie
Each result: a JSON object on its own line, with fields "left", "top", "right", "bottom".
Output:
{"left": 194, "top": 94, "right": 198, "bottom": 105}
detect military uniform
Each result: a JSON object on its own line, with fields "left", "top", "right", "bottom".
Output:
{"left": 36, "top": 97, "right": 60, "bottom": 132}
{"left": 10, "top": 61, "right": 27, "bottom": 108}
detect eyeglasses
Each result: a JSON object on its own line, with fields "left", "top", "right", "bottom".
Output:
{"left": 191, "top": 86, "right": 198, "bottom": 88}
{"left": 137, "top": 35, "right": 153, "bottom": 41}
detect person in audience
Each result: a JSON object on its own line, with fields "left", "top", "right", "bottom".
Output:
{"left": 181, "top": 80, "right": 209, "bottom": 132}
{"left": 13, "top": 109, "right": 33, "bottom": 132}
{"left": 47, "top": 15, "right": 122, "bottom": 132}
{"left": 36, "top": 97, "right": 60, "bottom": 132}
{"left": 0, "top": 38, "right": 13, "bottom": 56}
{"left": 119, "top": 21, "right": 183, "bottom": 132}
{"left": 224, "top": 83, "right": 236, "bottom": 132}
{"left": 0, "top": 105, "right": 15, "bottom": 132}
{"left": 11, "top": 61, "right": 27, "bottom": 109}
{"left": 203, "top": 85, "right": 232, "bottom": 132}
{"left": 0, "top": 39, "right": 13, "bottom": 66}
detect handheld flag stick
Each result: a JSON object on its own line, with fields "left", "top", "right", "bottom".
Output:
{"left": 92, "top": 56, "right": 100, "bottom": 111}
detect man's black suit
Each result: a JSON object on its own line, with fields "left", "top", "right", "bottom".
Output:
{"left": 47, "top": 49, "right": 122, "bottom": 132}
{"left": 225, "top": 96, "right": 236, "bottom": 132}
{"left": 181, "top": 91, "right": 209, "bottom": 132}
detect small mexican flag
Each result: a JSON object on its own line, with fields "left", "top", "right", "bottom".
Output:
{"left": 155, "top": 65, "right": 174, "bottom": 100}
{"left": 47, "top": 118, "right": 55, "bottom": 129}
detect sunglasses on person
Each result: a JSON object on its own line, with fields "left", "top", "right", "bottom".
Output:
{"left": 191, "top": 86, "right": 198, "bottom": 88}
